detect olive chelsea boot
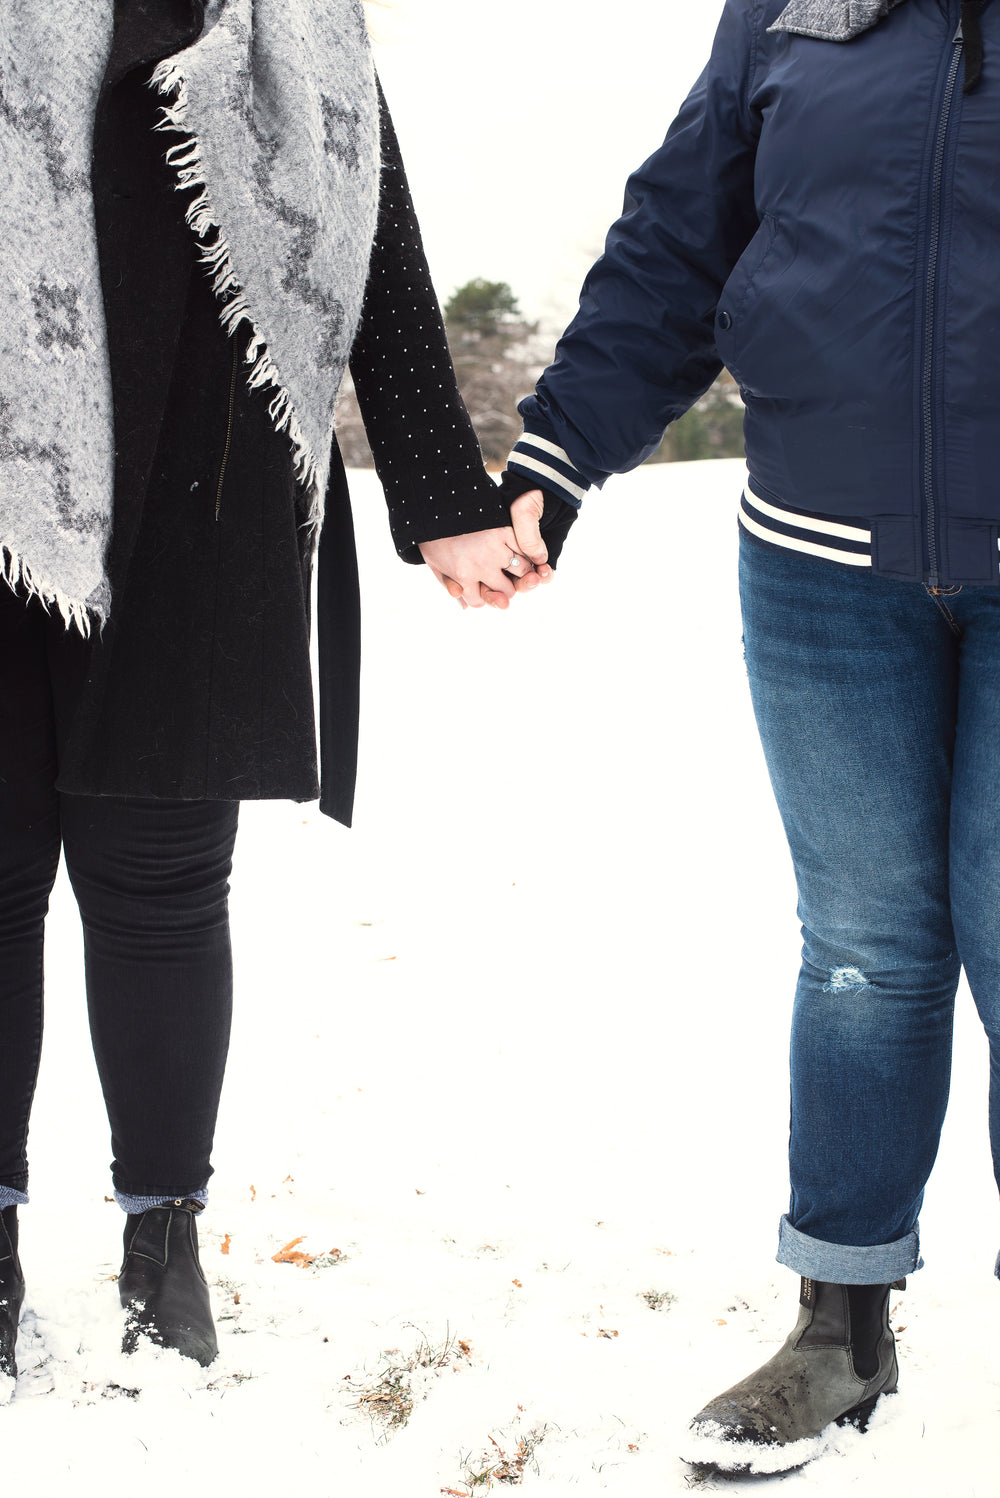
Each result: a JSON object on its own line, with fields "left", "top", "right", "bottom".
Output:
{"left": 682, "top": 1276, "right": 899, "bottom": 1474}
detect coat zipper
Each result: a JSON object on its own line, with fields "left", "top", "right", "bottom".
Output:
{"left": 215, "top": 338, "right": 239, "bottom": 522}
{"left": 921, "top": 19, "right": 964, "bottom": 588}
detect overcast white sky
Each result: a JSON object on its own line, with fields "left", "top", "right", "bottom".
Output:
{"left": 371, "top": 0, "right": 727, "bottom": 332}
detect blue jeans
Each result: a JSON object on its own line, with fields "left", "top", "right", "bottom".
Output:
{"left": 740, "top": 529, "right": 1000, "bottom": 1284}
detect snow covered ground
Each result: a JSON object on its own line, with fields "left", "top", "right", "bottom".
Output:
{"left": 6, "top": 461, "right": 1000, "bottom": 1495}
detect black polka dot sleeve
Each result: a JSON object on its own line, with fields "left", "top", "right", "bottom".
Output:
{"left": 348, "top": 81, "right": 513, "bottom": 563}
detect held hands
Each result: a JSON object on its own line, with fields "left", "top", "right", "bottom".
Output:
{"left": 418, "top": 490, "right": 551, "bottom": 610}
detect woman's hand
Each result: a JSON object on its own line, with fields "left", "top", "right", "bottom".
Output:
{"left": 418, "top": 491, "right": 552, "bottom": 609}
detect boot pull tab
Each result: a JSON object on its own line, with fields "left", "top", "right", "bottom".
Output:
{"left": 800, "top": 1277, "right": 815, "bottom": 1308}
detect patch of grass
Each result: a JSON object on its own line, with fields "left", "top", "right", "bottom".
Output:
{"left": 640, "top": 1289, "right": 676, "bottom": 1312}
{"left": 458, "top": 1425, "right": 546, "bottom": 1489}
{"left": 206, "top": 1371, "right": 257, "bottom": 1390}
{"left": 100, "top": 1382, "right": 139, "bottom": 1401}
{"left": 357, "top": 1366, "right": 415, "bottom": 1429}
{"left": 213, "top": 1274, "right": 244, "bottom": 1321}
{"left": 347, "top": 1325, "right": 471, "bottom": 1434}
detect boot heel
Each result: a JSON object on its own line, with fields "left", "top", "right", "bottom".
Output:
{"left": 836, "top": 1389, "right": 891, "bottom": 1433}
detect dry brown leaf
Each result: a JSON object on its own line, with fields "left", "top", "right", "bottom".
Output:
{"left": 220, "top": 1233, "right": 231, "bottom": 1256}
{"left": 598, "top": 1328, "right": 619, "bottom": 1339}
{"left": 271, "top": 1237, "right": 346, "bottom": 1268}
{"left": 272, "top": 1236, "right": 315, "bottom": 1266}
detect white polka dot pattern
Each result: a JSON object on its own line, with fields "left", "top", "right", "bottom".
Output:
{"left": 345, "top": 84, "right": 511, "bottom": 562}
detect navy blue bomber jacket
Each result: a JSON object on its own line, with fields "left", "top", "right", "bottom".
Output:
{"left": 509, "top": 0, "right": 1000, "bottom": 588}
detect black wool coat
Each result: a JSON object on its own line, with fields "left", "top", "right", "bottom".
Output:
{"left": 47, "top": 0, "right": 514, "bottom": 826}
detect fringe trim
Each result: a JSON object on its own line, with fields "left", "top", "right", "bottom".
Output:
{"left": 148, "top": 58, "right": 324, "bottom": 530}
{"left": 1, "top": 540, "right": 99, "bottom": 637}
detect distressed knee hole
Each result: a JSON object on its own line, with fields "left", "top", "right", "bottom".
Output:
{"left": 822, "top": 965, "right": 875, "bottom": 995}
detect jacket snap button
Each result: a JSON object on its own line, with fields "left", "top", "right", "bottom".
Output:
{"left": 718, "top": 310, "right": 732, "bottom": 331}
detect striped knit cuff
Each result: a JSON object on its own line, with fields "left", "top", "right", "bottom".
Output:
{"left": 507, "top": 431, "right": 589, "bottom": 508}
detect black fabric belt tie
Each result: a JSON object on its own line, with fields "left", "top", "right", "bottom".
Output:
{"left": 962, "top": 0, "right": 984, "bottom": 92}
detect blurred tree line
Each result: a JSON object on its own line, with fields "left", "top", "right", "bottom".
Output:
{"left": 334, "top": 277, "right": 745, "bottom": 469}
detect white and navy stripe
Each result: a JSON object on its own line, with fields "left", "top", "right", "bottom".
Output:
{"left": 508, "top": 432, "right": 589, "bottom": 507}
{"left": 739, "top": 482, "right": 872, "bottom": 567}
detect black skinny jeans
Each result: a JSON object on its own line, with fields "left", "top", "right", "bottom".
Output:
{"left": 0, "top": 584, "right": 238, "bottom": 1200}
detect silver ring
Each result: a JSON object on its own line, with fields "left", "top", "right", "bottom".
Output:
{"left": 506, "top": 550, "right": 521, "bottom": 572}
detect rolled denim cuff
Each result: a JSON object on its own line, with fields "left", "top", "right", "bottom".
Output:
{"left": 777, "top": 1214, "right": 922, "bottom": 1283}
{"left": 0, "top": 1186, "right": 28, "bottom": 1210}
{"left": 115, "top": 1188, "right": 208, "bottom": 1214}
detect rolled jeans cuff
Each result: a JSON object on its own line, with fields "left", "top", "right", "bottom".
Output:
{"left": 0, "top": 1186, "right": 28, "bottom": 1210}
{"left": 115, "top": 1188, "right": 208, "bottom": 1214}
{"left": 777, "top": 1214, "right": 922, "bottom": 1284}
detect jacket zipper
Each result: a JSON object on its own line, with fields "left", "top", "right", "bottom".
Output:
{"left": 215, "top": 338, "right": 239, "bottom": 522}
{"left": 921, "top": 18, "right": 964, "bottom": 588}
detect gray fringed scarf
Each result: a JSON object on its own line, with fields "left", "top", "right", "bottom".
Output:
{"left": 0, "top": 0, "right": 379, "bottom": 633}
{"left": 770, "top": 0, "right": 908, "bottom": 40}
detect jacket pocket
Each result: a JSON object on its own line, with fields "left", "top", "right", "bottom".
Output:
{"left": 714, "top": 214, "right": 780, "bottom": 389}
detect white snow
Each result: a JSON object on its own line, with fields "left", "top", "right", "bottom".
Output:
{"left": 5, "top": 460, "right": 1000, "bottom": 1494}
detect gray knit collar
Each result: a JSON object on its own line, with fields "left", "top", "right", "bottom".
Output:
{"left": 770, "top": 0, "right": 908, "bottom": 40}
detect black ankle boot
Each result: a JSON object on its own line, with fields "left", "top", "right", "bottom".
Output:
{"left": 0, "top": 1206, "right": 25, "bottom": 1380}
{"left": 682, "top": 1277, "right": 900, "bottom": 1474}
{"left": 118, "top": 1199, "right": 218, "bottom": 1367}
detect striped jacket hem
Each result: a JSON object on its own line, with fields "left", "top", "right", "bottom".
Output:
{"left": 739, "top": 483, "right": 873, "bottom": 567}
